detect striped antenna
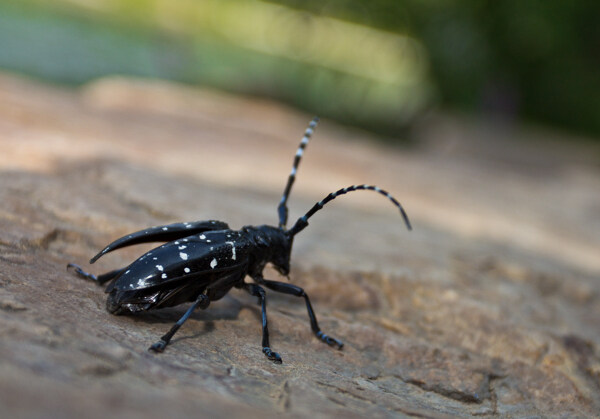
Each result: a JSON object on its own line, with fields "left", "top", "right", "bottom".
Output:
{"left": 278, "top": 116, "right": 320, "bottom": 228}
{"left": 286, "top": 184, "right": 412, "bottom": 237}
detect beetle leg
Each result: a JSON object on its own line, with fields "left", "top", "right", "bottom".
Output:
{"left": 149, "top": 294, "right": 210, "bottom": 353}
{"left": 67, "top": 263, "right": 124, "bottom": 285}
{"left": 261, "top": 279, "right": 344, "bottom": 349}
{"left": 244, "top": 283, "right": 282, "bottom": 364}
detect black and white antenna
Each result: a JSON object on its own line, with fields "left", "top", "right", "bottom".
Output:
{"left": 277, "top": 116, "right": 319, "bottom": 228}
{"left": 287, "top": 184, "right": 412, "bottom": 237}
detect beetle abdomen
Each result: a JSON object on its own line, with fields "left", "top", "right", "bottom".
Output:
{"left": 106, "top": 286, "right": 163, "bottom": 314}
{"left": 107, "top": 276, "right": 214, "bottom": 314}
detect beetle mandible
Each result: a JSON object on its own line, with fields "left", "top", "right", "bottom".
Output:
{"left": 68, "top": 117, "right": 412, "bottom": 363}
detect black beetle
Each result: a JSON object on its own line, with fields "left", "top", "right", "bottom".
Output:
{"left": 68, "top": 117, "right": 411, "bottom": 363}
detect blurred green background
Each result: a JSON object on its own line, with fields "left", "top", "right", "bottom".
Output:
{"left": 1, "top": 0, "right": 599, "bottom": 138}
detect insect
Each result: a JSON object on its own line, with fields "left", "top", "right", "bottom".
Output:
{"left": 67, "top": 117, "right": 412, "bottom": 363}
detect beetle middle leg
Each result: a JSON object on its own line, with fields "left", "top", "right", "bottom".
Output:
{"left": 149, "top": 293, "right": 210, "bottom": 353}
{"left": 261, "top": 279, "right": 344, "bottom": 349}
{"left": 243, "top": 283, "right": 282, "bottom": 364}
{"left": 67, "top": 263, "right": 124, "bottom": 285}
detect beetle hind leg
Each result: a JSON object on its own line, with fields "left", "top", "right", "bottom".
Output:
{"left": 149, "top": 294, "right": 210, "bottom": 353}
{"left": 261, "top": 279, "right": 344, "bottom": 349}
{"left": 67, "top": 263, "right": 123, "bottom": 285}
{"left": 244, "top": 283, "right": 282, "bottom": 364}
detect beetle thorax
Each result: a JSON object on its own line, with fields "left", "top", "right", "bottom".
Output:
{"left": 242, "top": 225, "right": 292, "bottom": 276}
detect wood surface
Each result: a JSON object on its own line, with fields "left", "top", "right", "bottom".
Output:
{"left": 1, "top": 73, "right": 599, "bottom": 418}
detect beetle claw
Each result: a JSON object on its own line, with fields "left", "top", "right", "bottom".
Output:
{"left": 149, "top": 340, "right": 167, "bottom": 353}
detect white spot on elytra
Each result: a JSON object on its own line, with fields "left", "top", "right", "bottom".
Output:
{"left": 199, "top": 234, "right": 206, "bottom": 239}
{"left": 178, "top": 245, "right": 187, "bottom": 250}
{"left": 162, "top": 227, "right": 168, "bottom": 231}
{"left": 184, "top": 267, "right": 190, "bottom": 273}
{"left": 125, "top": 270, "right": 130, "bottom": 274}
{"left": 153, "top": 257, "right": 158, "bottom": 260}
{"left": 180, "top": 252, "right": 188, "bottom": 260}
{"left": 156, "top": 265, "right": 163, "bottom": 271}
{"left": 226, "top": 241, "right": 236, "bottom": 260}
{"left": 161, "top": 273, "right": 167, "bottom": 279}
{"left": 210, "top": 258, "right": 217, "bottom": 269}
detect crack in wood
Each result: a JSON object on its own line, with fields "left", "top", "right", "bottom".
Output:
{"left": 276, "top": 380, "right": 291, "bottom": 412}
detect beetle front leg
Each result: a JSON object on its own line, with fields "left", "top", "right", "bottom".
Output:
{"left": 243, "top": 283, "right": 282, "bottom": 364}
{"left": 67, "top": 263, "right": 125, "bottom": 285}
{"left": 261, "top": 279, "right": 343, "bottom": 349}
{"left": 149, "top": 294, "right": 210, "bottom": 353}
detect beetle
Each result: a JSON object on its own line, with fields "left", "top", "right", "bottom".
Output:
{"left": 68, "top": 117, "right": 411, "bottom": 363}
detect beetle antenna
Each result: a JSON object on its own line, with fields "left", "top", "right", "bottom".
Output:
{"left": 278, "top": 116, "right": 320, "bottom": 229}
{"left": 287, "top": 184, "right": 412, "bottom": 237}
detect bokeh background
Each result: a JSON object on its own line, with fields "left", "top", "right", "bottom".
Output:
{"left": 2, "top": 0, "right": 599, "bottom": 139}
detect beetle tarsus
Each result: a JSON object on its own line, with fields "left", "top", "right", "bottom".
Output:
{"left": 67, "top": 263, "right": 97, "bottom": 281}
{"left": 317, "top": 331, "right": 344, "bottom": 349}
{"left": 263, "top": 347, "right": 282, "bottom": 364}
{"left": 149, "top": 339, "right": 167, "bottom": 353}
